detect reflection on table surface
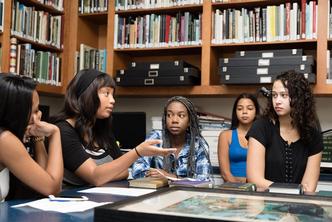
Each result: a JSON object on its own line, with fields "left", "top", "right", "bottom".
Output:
{"left": 0, "top": 181, "right": 130, "bottom": 222}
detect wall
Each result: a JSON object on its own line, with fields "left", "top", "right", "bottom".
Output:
{"left": 41, "top": 96, "right": 332, "bottom": 132}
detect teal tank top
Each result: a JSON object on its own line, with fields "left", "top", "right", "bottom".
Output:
{"left": 229, "top": 129, "right": 247, "bottom": 177}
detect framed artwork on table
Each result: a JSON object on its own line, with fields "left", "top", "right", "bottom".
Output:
{"left": 94, "top": 187, "right": 332, "bottom": 222}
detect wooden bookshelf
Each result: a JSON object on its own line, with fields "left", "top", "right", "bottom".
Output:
{"left": 107, "top": 0, "right": 332, "bottom": 96}
{"left": 3, "top": 0, "right": 332, "bottom": 96}
{"left": 1, "top": 0, "right": 68, "bottom": 95}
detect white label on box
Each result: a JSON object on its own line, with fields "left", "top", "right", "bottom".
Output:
{"left": 292, "top": 49, "right": 297, "bottom": 55}
{"left": 258, "top": 59, "right": 270, "bottom": 66}
{"left": 260, "top": 76, "right": 272, "bottom": 83}
{"left": 302, "top": 56, "right": 307, "bottom": 61}
{"left": 257, "top": 68, "right": 268, "bottom": 75}
{"left": 224, "top": 58, "right": 229, "bottom": 64}
{"left": 300, "top": 64, "right": 305, "bottom": 70}
{"left": 222, "top": 67, "right": 227, "bottom": 72}
{"left": 262, "top": 52, "right": 274, "bottom": 58}
{"left": 225, "top": 75, "right": 230, "bottom": 80}
{"left": 150, "top": 64, "right": 160, "bottom": 69}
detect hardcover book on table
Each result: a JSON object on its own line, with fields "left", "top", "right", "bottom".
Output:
{"left": 268, "top": 183, "right": 303, "bottom": 195}
{"left": 129, "top": 177, "right": 168, "bottom": 189}
{"left": 214, "top": 182, "right": 256, "bottom": 192}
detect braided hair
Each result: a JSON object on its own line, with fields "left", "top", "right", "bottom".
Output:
{"left": 161, "top": 96, "right": 207, "bottom": 177}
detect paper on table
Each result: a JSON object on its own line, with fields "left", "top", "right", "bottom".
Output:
{"left": 78, "top": 187, "right": 155, "bottom": 196}
{"left": 12, "top": 198, "right": 110, "bottom": 213}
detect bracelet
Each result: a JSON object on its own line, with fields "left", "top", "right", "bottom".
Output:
{"left": 134, "top": 147, "right": 142, "bottom": 158}
{"left": 33, "top": 136, "right": 45, "bottom": 142}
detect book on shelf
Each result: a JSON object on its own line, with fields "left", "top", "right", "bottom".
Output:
{"left": 9, "top": 37, "right": 18, "bottom": 74}
{"left": 129, "top": 177, "right": 168, "bottom": 189}
{"left": 79, "top": 43, "right": 106, "bottom": 72}
{"left": 214, "top": 182, "right": 257, "bottom": 192}
{"left": 268, "top": 183, "right": 304, "bottom": 195}
{"left": 168, "top": 179, "right": 212, "bottom": 188}
{"left": 0, "top": 0, "right": 3, "bottom": 32}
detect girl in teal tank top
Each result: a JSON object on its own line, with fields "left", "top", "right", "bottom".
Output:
{"left": 218, "top": 93, "right": 260, "bottom": 182}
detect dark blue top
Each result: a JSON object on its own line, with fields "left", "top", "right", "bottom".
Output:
{"left": 229, "top": 129, "right": 247, "bottom": 177}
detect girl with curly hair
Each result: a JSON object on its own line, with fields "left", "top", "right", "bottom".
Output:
{"left": 246, "top": 70, "right": 323, "bottom": 192}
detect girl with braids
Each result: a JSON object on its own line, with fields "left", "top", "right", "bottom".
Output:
{"left": 218, "top": 93, "right": 259, "bottom": 183}
{"left": 246, "top": 70, "right": 323, "bottom": 192}
{"left": 132, "top": 96, "right": 211, "bottom": 180}
{"left": 52, "top": 69, "right": 175, "bottom": 186}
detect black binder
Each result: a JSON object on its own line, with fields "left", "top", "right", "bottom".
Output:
{"left": 116, "top": 75, "right": 200, "bottom": 86}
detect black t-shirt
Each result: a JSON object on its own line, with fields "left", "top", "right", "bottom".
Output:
{"left": 56, "top": 120, "right": 122, "bottom": 185}
{"left": 246, "top": 118, "right": 323, "bottom": 183}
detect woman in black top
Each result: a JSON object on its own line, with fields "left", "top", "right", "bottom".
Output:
{"left": 52, "top": 69, "right": 175, "bottom": 186}
{"left": 246, "top": 70, "right": 323, "bottom": 192}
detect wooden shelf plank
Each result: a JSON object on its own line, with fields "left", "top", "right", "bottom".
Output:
{"left": 115, "top": 85, "right": 260, "bottom": 97}
{"left": 36, "top": 84, "right": 64, "bottom": 95}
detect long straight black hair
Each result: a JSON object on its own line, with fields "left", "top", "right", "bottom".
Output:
{"left": 52, "top": 69, "right": 121, "bottom": 158}
{"left": 0, "top": 73, "right": 36, "bottom": 141}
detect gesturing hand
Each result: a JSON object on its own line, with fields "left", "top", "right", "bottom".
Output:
{"left": 135, "top": 139, "right": 176, "bottom": 157}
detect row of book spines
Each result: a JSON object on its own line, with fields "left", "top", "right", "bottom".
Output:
{"left": 9, "top": 40, "right": 61, "bottom": 86}
{"left": 115, "top": 0, "right": 203, "bottom": 11}
{"left": 78, "top": 44, "right": 107, "bottom": 72}
{"left": 114, "top": 12, "right": 202, "bottom": 49}
{"left": 79, "top": 0, "right": 108, "bottom": 14}
{"left": 33, "top": 0, "right": 63, "bottom": 11}
{"left": 212, "top": 1, "right": 317, "bottom": 44}
{"left": 11, "top": 1, "right": 63, "bottom": 49}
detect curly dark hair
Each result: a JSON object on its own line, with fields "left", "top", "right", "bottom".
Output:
{"left": 264, "top": 70, "right": 321, "bottom": 143}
